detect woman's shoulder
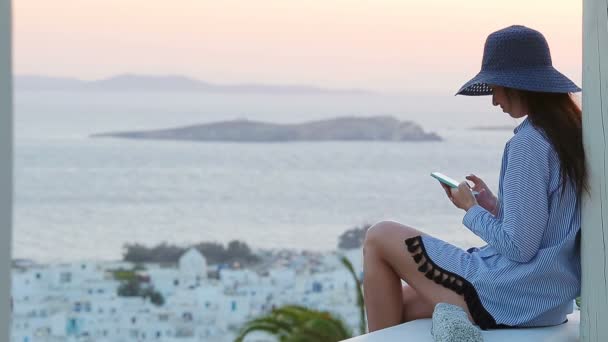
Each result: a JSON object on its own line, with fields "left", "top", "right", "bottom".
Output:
{"left": 508, "top": 120, "right": 553, "bottom": 154}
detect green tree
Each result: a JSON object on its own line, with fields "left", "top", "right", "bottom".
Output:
{"left": 122, "top": 239, "right": 260, "bottom": 265}
{"left": 111, "top": 268, "right": 137, "bottom": 282}
{"left": 234, "top": 305, "right": 352, "bottom": 342}
{"left": 117, "top": 278, "right": 140, "bottom": 297}
{"left": 142, "top": 288, "right": 165, "bottom": 306}
{"left": 114, "top": 267, "right": 165, "bottom": 307}
{"left": 338, "top": 224, "right": 371, "bottom": 250}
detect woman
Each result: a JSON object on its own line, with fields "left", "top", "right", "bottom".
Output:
{"left": 363, "top": 25, "right": 585, "bottom": 332}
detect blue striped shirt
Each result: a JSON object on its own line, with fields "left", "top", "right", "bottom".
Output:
{"left": 461, "top": 117, "right": 581, "bottom": 326}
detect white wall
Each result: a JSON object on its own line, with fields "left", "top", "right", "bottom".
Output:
{"left": 0, "top": 0, "right": 12, "bottom": 341}
{"left": 581, "top": 0, "right": 608, "bottom": 340}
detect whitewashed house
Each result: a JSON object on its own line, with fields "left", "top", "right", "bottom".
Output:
{"left": 178, "top": 248, "right": 207, "bottom": 282}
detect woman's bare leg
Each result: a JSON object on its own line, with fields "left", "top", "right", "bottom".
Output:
{"left": 363, "top": 257, "right": 435, "bottom": 331}
{"left": 401, "top": 284, "right": 435, "bottom": 323}
{"left": 363, "top": 241, "right": 403, "bottom": 331}
{"left": 363, "top": 220, "right": 474, "bottom": 332}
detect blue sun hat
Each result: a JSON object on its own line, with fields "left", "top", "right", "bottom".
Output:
{"left": 456, "top": 25, "right": 581, "bottom": 96}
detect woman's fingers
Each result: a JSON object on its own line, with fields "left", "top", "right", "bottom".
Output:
{"left": 465, "top": 174, "right": 481, "bottom": 184}
{"left": 440, "top": 183, "right": 453, "bottom": 199}
{"left": 466, "top": 174, "right": 487, "bottom": 190}
{"left": 458, "top": 181, "right": 472, "bottom": 192}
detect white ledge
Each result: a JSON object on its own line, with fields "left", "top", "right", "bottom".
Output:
{"left": 343, "top": 311, "right": 579, "bottom": 342}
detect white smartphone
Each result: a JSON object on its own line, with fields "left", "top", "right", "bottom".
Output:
{"left": 431, "top": 172, "right": 479, "bottom": 195}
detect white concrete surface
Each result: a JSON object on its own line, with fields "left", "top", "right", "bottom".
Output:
{"left": 343, "top": 311, "right": 580, "bottom": 342}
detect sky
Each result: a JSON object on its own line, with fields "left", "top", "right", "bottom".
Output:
{"left": 13, "top": 0, "right": 582, "bottom": 93}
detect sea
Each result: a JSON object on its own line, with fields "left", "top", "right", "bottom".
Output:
{"left": 13, "top": 90, "right": 521, "bottom": 263}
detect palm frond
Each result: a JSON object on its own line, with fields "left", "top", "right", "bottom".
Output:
{"left": 271, "top": 305, "right": 318, "bottom": 325}
{"left": 243, "top": 316, "right": 294, "bottom": 334}
{"left": 300, "top": 316, "right": 352, "bottom": 341}
{"left": 286, "top": 324, "right": 333, "bottom": 342}
{"left": 235, "top": 256, "right": 366, "bottom": 341}
{"left": 340, "top": 254, "right": 366, "bottom": 335}
{"left": 234, "top": 322, "right": 285, "bottom": 342}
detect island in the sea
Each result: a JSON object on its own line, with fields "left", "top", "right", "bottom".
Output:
{"left": 469, "top": 125, "right": 516, "bottom": 131}
{"left": 91, "top": 116, "right": 442, "bottom": 142}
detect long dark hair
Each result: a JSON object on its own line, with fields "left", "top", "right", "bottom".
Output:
{"left": 506, "top": 88, "right": 588, "bottom": 198}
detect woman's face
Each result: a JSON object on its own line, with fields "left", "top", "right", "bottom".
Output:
{"left": 490, "top": 85, "right": 527, "bottom": 118}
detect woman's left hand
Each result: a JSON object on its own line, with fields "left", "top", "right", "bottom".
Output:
{"left": 450, "top": 181, "right": 478, "bottom": 211}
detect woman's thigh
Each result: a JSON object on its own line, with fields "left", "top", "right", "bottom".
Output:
{"left": 401, "top": 284, "right": 435, "bottom": 322}
{"left": 365, "top": 220, "right": 474, "bottom": 323}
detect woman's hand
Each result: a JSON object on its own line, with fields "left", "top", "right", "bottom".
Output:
{"left": 465, "top": 174, "right": 498, "bottom": 215}
{"left": 440, "top": 182, "right": 478, "bottom": 211}
{"left": 451, "top": 182, "right": 478, "bottom": 211}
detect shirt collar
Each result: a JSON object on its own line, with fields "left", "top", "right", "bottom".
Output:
{"left": 513, "top": 116, "right": 530, "bottom": 134}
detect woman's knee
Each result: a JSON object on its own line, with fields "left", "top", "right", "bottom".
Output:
{"left": 364, "top": 220, "right": 418, "bottom": 249}
{"left": 364, "top": 220, "right": 397, "bottom": 249}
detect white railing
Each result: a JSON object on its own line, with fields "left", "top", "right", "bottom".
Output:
{"left": 0, "top": 0, "right": 12, "bottom": 341}
{"left": 581, "top": 0, "right": 608, "bottom": 340}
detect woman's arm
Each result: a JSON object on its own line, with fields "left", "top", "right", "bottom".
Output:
{"left": 462, "top": 134, "right": 551, "bottom": 263}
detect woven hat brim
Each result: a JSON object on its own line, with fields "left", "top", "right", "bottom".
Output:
{"left": 456, "top": 66, "right": 581, "bottom": 96}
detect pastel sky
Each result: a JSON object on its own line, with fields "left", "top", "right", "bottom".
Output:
{"left": 14, "top": 0, "right": 582, "bottom": 92}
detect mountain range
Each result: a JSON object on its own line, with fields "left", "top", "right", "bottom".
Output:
{"left": 14, "top": 74, "right": 375, "bottom": 95}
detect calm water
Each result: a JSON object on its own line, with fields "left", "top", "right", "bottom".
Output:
{"left": 14, "top": 91, "right": 519, "bottom": 262}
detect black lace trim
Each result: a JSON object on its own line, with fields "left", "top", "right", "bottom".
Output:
{"left": 404, "top": 235, "right": 516, "bottom": 330}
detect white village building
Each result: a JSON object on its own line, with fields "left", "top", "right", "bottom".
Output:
{"left": 11, "top": 248, "right": 365, "bottom": 341}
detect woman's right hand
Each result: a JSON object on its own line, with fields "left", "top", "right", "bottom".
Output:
{"left": 465, "top": 174, "right": 498, "bottom": 215}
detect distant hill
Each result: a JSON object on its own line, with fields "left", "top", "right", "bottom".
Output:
{"left": 14, "top": 74, "right": 375, "bottom": 95}
{"left": 91, "top": 116, "right": 442, "bottom": 142}
{"left": 470, "top": 125, "right": 516, "bottom": 131}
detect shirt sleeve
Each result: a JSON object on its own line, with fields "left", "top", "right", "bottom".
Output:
{"left": 462, "top": 135, "right": 550, "bottom": 263}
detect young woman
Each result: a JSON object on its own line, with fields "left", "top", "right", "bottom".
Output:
{"left": 363, "top": 25, "right": 585, "bottom": 332}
